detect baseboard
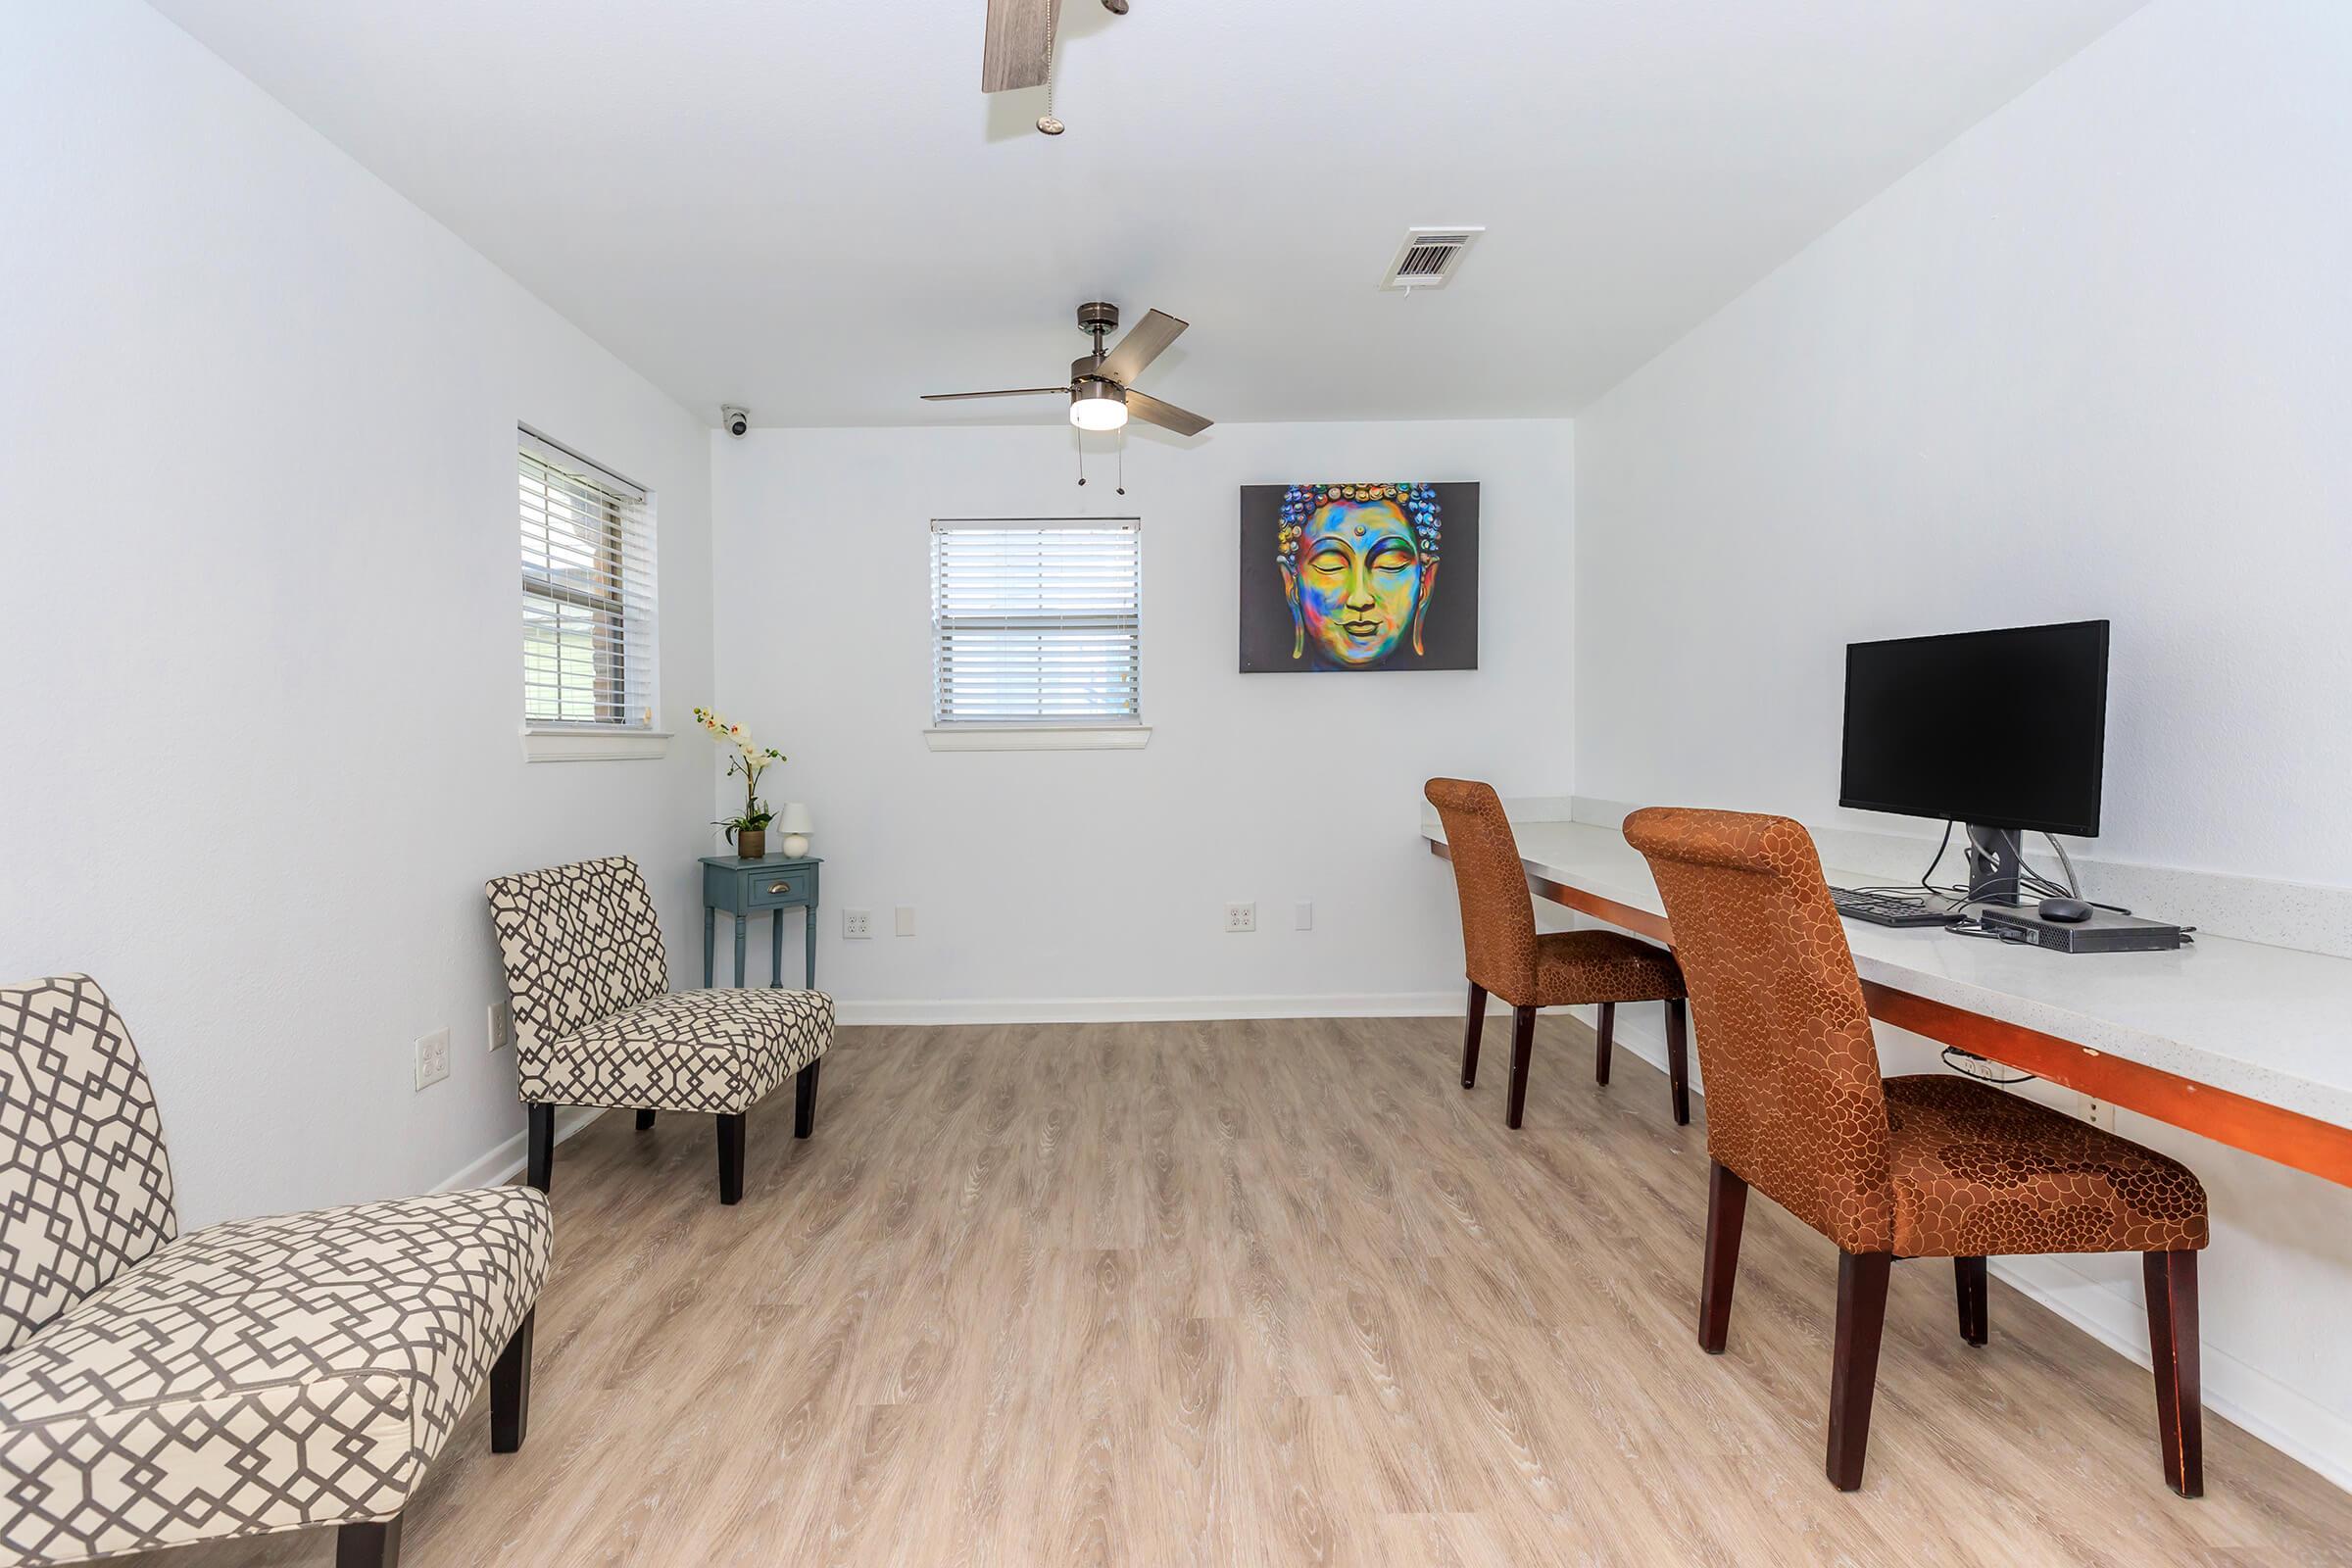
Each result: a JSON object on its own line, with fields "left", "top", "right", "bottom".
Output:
{"left": 1568, "top": 1001, "right": 2351, "bottom": 1493}
{"left": 1990, "top": 1254, "right": 2352, "bottom": 1494}
{"left": 421, "top": 1005, "right": 2351, "bottom": 1494}
{"left": 1566, "top": 1001, "right": 1706, "bottom": 1099}
{"left": 836, "top": 992, "right": 1461, "bottom": 1026}
{"left": 422, "top": 998, "right": 1462, "bottom": 1191}
{"left": 435, "top": 1105, "right": 608, "bottom": 1194}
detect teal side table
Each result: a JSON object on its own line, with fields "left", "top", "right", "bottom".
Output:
{"left": 700, "top": 855, "right": 821, "bottom": 989}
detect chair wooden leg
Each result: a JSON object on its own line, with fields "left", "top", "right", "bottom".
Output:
{"left": 490, "top": 1308, "right": 534, "bottom": 1453}
{"left": 525, "top": 1103, "right": 555, "bottom": 1194}
{"left": 1504, "top": 1004, "right": 1539, "bottom": 1130}
{"left": 1699, "top": 1160, "right": 1748, "bottom": 1353}
{"left": 795, "top": 1058, "right": 821, "bottom": 1139}
{"left": 2144, "top": 1250, "right": 2204, "bottom": 1497}
{"left": 1459, "top": 982, "right": 1488, "bottom": 1089}
{"left": 337, "top": 1516, "right": 402, "bottom": 1568}
{"left": 1663, "top": 997, "right": 1691, "bottom": 1126}
{"left": 716, "top": 1112, "right": 747, "bottom": 1204}
{"left": 636, "top": 1109, "right": 657, "bottom": 1132}
{"left": 1592, "top": 1002, "right": 1615, "bottom": 1085}
{"left": 1827, "top": 1250, "right": 1894, "bottom": 1491}
{"left": 1955, "top": 1256, "right": 1989, "bottom": 1347}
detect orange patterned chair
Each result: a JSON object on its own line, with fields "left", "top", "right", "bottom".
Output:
{"left": 1623, "top": 806, "right": 2208, "bottom": 1495}
{"left": 1425, "top": 780, "right": 1690, "bottom": 1128}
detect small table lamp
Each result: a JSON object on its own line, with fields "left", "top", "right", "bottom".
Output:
{"left": 777, "top": 802, "right": 814, "bottom": 859}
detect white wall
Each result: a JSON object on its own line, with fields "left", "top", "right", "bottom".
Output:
{"left": 710, "top": 419, "right": 1575, "bottom": 1018}
{"left": 1576, "top": 0, "right": 2352, "bottom": 885}
{"left": 0, "top": 1, "right": 715, "bottom": 1226}
{"left": 1572, "top": 0, "right": 2352, "bottom": 1487}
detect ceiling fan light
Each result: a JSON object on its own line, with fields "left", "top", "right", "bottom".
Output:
{"left": 1070, "top": 381, "right": 1128, "bottom": 430}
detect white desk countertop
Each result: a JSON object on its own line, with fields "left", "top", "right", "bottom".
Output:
{"left": 1423, "top": 816, "right": 2352, "bottom": 1134}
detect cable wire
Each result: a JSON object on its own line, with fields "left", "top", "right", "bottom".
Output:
{"left": 2043, "top": 831, "right": 2082, "bottom": 898}
{"left": 1940, "top": 1046, "right": 2037, "bottom": 1085}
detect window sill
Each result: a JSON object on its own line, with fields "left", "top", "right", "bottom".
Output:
{"left": 520, "top": 727, "right": 672, "bottom": 763}
{"left": 924, "top": 724, "right": 1152, "bottom": 753}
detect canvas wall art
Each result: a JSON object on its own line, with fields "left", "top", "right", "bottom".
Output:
{"left": 1239, "top": 481, "right": 1479, "bottom": 672}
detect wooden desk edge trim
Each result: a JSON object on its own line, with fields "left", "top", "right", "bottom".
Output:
{"left": 1856, "top": 980, "right": 2352, "bottom": 1188}
{"left": 1427, "top": 838, "right": 2352, "bottom": 1189}
{"left": 1430, "top": 839, "right": 1676, "bottom": 945}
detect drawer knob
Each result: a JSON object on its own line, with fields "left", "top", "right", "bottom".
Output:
{"left": 768, "top": 882, "right": 791, "bottom": 896}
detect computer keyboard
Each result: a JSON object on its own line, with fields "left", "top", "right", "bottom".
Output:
{"left": 1829, "top": 887, "right": 1965, "bottom": 928}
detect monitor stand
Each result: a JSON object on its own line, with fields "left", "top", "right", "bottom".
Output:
{"left": 1963, "top": 824, "right": 2027, "bottom": 905}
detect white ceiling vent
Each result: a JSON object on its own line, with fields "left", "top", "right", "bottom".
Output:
{"left": 1380, "top": 226, "right": 1485, "bottom": 291}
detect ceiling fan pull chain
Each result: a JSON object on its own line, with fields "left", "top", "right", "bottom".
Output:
{"left": 1116, "top": 423, "right": 1126, "bottom": 495}
{"left": 1075, "top": 427, "right": 1087, "bottom": 487}
{"left": 1037, "top": 18, "right": 1065, "bottom": 134}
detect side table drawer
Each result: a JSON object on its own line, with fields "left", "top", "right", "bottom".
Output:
{"left": 747, "top": 866, "right": 817, "bottom": 907}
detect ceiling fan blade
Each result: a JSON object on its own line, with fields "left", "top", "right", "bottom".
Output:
{"left": 1098, "top": 309, "right": 1188, "bottom": 387}
{"left": 1126, "top": 390, "right": 1213, "bottom": 437}
{"left": 920, "top": 386, "right": 1072, "bottom": 402}
{"left": 981, "top": 0, "right": 1058, "bottom": 93}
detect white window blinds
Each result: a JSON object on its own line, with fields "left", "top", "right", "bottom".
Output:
{"left": 519, "top": 431, "right": 659, "bottom": 729}
{"left": 930, "top": 519, "right": 1142, "bottom": 726}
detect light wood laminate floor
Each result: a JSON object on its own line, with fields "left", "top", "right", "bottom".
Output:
{"left": 130, "top": 1017, "right": 2352, "bottom": 1566}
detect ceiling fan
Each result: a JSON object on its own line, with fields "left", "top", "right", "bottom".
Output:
{"left": 921, "top": 302, "right": 1213, "bottom": 436}
{"left": 982, "top": 0, "right": 1127, "bottom": 97}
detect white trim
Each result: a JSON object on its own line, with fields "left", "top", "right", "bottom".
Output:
{"left": 433, "top": 1105, "right": 608, "bottom": 1192}
{"left": 924, "top": 724, "right": 1152, "bottom": 753}
{"left": 520, "top": 726, "right": 671, "bottom": 762}
{"left": 1990, "top": 1254, "right": 2352, "bottom": 1495}
{"left": 421, "top": 999, "right": 2350, "bottom": 1492}
{"left": 835, "top": 991, "right": 1457, "bottom": 1026}
{"left": 518, "top": 425, "right": 648, "bottom": 502}
{"left": 1571, "top": 994, "right": 2352, "bottom": 1494}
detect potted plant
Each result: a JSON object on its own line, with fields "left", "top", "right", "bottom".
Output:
{"left": 695, "top": 707, "right": 787, "bottom": 859}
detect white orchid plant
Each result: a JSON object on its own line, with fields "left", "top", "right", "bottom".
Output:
{"left": 695, "top": 707, "right": 787, "bottom": 846}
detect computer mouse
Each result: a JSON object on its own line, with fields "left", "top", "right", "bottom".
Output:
{"left": 2038, "top": 897, "right": 2093, "bottom": 923}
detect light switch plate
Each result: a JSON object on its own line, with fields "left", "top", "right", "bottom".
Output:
{"left": 895, "top": 906, "right": 917, "bottom": 936}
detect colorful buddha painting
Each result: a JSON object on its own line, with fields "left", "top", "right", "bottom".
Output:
{"left": 1238, "top": 482, "right": 1479, "bottom": 672}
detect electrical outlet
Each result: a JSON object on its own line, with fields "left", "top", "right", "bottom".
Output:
{"left": 895, "top": 906, "right": 917, "bottom": 937}
{"left": 414, "top": 1027, "right": 451, "bottom": 1091}
{"left": 1294, "top": 900, "right": 1314, "bottom": 931}
{"left": 485, "top": 1002, "right": 510, "bottom": 1054}
{"left": 1225, "top": 902, "right": 1256, "bottom": 934}
{"left": 844, "top": 908, "right": 873, "bottom": 940}
{"left": 2078, "top": 1092, "right": 2116, "bottom": 1130}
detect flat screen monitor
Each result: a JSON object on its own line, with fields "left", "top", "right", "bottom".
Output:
{"left": 1839, "top": 619, "right": 2109, "bottom": 837}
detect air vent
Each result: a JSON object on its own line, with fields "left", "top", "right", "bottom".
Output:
{"left": 1380, "top": 226, "right": 1485, "bottom": 291}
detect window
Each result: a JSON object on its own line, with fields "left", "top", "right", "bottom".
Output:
{"left": 928, "top": 518, "right": 1147, "bottom": 749}
{"left": 518, "top": 430, "right": 661, "bottom": 755}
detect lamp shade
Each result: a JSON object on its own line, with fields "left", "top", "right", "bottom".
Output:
{"left": 1069, "top": 380, "right": 1128, "bottom": 430}
{"left": 776, "top": 802, "right": 814, "bottom": 835}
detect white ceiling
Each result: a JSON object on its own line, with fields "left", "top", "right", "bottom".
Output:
{"left": 149, "top": 0, "right": 2143, "bottom": 429}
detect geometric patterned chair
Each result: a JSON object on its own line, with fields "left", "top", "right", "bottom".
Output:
{"left": 0, "top": 975, "right": 549, "bottom": 1568}
{"left": 1425, "top": 779, "right": 1692, "bottom": 1129}
{"left": 484, "top": 857, "right": 833, "bottom": 1206}
{"left": 1623, "top": 808, "right": 2210, "bottom": 1496}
